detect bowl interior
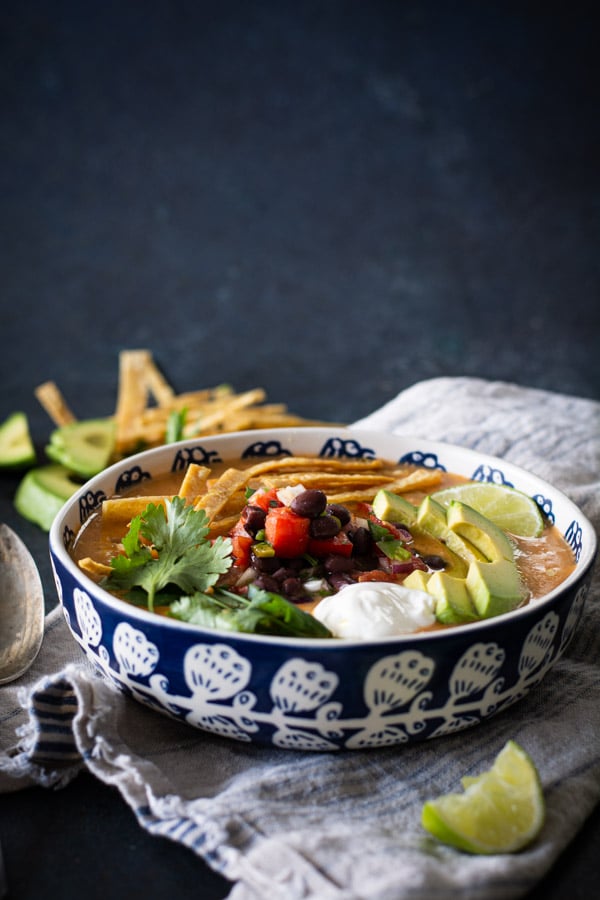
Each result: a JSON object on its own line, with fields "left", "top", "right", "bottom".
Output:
{"left": 50, "top": 426, "right": 597, "bottom": 640}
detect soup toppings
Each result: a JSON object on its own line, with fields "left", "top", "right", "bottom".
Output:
{"left": 73, "top": 456, "right": 575, "bottom": 640}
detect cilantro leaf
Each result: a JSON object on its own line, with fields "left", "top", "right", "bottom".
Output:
{"left": 170, "top": 584, "right": 332, "bottom": 638}
{"left": 166, "top": 407, "right": 187, "bottom": 443}
{"left": 103, "top": 497, "right": 232, "bottom": 612}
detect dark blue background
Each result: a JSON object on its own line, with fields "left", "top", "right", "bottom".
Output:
{"left": 1, "top": 2, "right": 598, "bottom": 898}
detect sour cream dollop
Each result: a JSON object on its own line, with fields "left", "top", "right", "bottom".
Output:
{"left": 312, "top": 582, "right": 436, "bottom": 639}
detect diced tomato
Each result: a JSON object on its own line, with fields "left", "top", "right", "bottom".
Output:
{"left": 230, "top": 522, "right": 254, "bottom": 568}
{"left": 307, "top": 531, "right": 354, "bottom": 558}
{"left": 248, "top": 487, "right": 280, "bottom": 512}
{"left": 264, "top": 506, "right": 310, "bottom": 557}
{"left": 357, "top": 570, "right": 400, "bottom": 583}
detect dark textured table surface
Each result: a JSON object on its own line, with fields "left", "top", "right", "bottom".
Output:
{"left": 1, "top": 2, "right": 598, "bottom": 898}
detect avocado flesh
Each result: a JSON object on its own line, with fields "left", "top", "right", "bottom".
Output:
{"left": 14, "top": 464, "right": 82, "bottom": 531}
{"left": 402, "top": 569, "right": 431, "bottom": 593}
{"left": 371, "top": 489, "right": 417, "bottom": 527}
{"left": 46, "top": 418, "right": 115, "bottom": 478}
{"left": 446, "top": 500, "right": 515, "bottom": 563}
{"left": 416, "top": 496, "right": 487, "bottom": 563}
{"left": 0, "top": 412, "right": 36, "bottom": 469}
{"left": 372, "top": 488, "right": 526, "bottom": 623}
{"left": 426, "top": 571, "right": 480, "bottom": 624}
{"left": 466, "top": 559, "right": 528, "bottom": 618}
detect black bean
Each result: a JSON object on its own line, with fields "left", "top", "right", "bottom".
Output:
{"left": 309, "top": 515, "right": 341, "bottom": 539}
{"left": 251, "top": 550, "right": 283, "bottom": 573}
{"left": 422, "top": 554, "right": 447, "bottom": 571}
{"left": 348, "top": 526, "right": 374, "bottom": 556}
{"left": 326, "top": 503, "right": 351, "bottom": 527}
{"left": 282, "top": 576, "right": 304, "bottom": 598}
{"left": 352, "top": 554, "right": 379, "bottom": 572}
{"left": 324, "top": 554, "right": 354, "bottom": 573}
{"left": 241, "top": 505, "right": 267, "bottom": 536}
{"left": 253, "top": 574, "right": 280, "bottom": 592}
{"left": 272, "top": 566, "right": 296, "bottom": 582}
{"left": 328, "top": 572, "right": 356, "bottom": 592}
{"left": 290, "top": 489, "right": 327, "bottom": 518}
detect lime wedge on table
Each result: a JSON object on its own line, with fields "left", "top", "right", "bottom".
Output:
{"left": 421, "top": 740, "right": 545, "bottom": 854}
{"left": 432, "top": 482, "right": 544, "bottom": 538}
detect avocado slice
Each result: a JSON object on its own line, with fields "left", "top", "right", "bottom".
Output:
{"left": 416, "top": 496, "right": 487, "bottom": 564}
{"left": 371, "top": 489, "right": 417, "bottom": 527}
{"left": 446, "top": 501, "right": 515, "bottom": 563}
{"left": 46, "top": 417, "right": 115, "bottom": 478}
{"left": 14, "top": 464, "right": 82, "bottom": 531}
{"left": 0, "top": 412, "right": 36, "bottom": 469}
{"left": 402, "top": 569, "right": 431, "bottom": 592}
{"left": 465, "top": 559, "right": 527, "bottom": 618}
{"left": 426, "top": 571, "right": 480, "bottom": 625}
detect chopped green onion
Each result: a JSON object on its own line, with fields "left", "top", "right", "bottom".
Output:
{"left": 253, "top": 541, "right": 275, "bottom": 558}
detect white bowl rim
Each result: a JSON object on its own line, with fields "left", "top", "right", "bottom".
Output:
{"left": 49, "top": 426, "right": 598, "bottom": 648}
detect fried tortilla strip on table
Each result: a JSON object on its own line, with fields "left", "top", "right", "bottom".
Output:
{"left": 185, "top": 388, "right": 267, "bottom": 434}
{"left": 34, "top": 381, "right": 77, "bottom": 426}
{"left": 142, "top": 354, "right": 176, "bottom": 407}
{"left": 113, "top": 349, "right": 155, "bottom": 454}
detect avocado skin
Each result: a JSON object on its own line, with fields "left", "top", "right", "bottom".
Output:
{"left": 14, "top": 464, "right": 81, "bottom": 531}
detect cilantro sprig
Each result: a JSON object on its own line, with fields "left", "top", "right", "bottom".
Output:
{"left": 171, "top": 583, "right": 332, "bottom": 638}
{"left": 103, "top": 497, "right": 232, "bottom": 612}
{"left": 102, "top": 497, "right": 332, "bottom": 638}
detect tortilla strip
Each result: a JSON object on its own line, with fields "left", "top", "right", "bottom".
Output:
{"left": 260, "top": 471, "right": 411, "bottom": 489}
{"left": 101, "top": 496, "right": 169, "bottom": 529}
{"left": 178, "top": 464, "right": 211, "bottom": 500}
{"left": 187, "top": 388, "right": 267, "bottom": 433}
{"left": 79, "top": 557, "right": 112, "bottom": 578}
{"left": 245, "top": 456, "right": 385, "bottom": 478}
{"left": 114, "top": 350, "right": 154, "bottom": 453}
{"left": 326, "top": 468, "right": 443, "bottom": 503}
{"left": 34, "top": 381, "right": 77, "bottom": 426}
{"left": 208, "top": 514, "right": 241, "bottom": 536}
{"left": 136, "top": 388, "right": 233, "bottom": 424}
{"left": 194, "top": 468, "right": 250, "bottom": 522}
{"left": 143, "top": 356, "right": 176, "bottom": 406}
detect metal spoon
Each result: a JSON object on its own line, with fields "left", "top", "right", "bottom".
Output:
{"left": 0, "top": 523, "right": 45, "bottom": 684}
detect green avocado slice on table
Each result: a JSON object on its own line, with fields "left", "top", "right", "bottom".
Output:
{"left": 0, "top": 412, "right": 36, "bottom": 469}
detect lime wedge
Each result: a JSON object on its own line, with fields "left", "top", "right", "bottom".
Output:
{"left": 421, "top": 740, "right": 545, "bottom": 854}
{"left": 432, "top": 482, "right": 544, "bottom": 538}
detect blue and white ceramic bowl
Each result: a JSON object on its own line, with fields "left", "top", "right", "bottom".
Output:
{"left": 50, "top": 428, "right": 597, "bottom": 751}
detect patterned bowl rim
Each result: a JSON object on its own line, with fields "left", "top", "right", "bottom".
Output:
{"left": 49, "top": 426, "right": 598, "bottom": 648}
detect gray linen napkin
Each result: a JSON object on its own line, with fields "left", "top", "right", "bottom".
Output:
{"left": 1, "top": 377, "right": 599, "bottom": 900}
